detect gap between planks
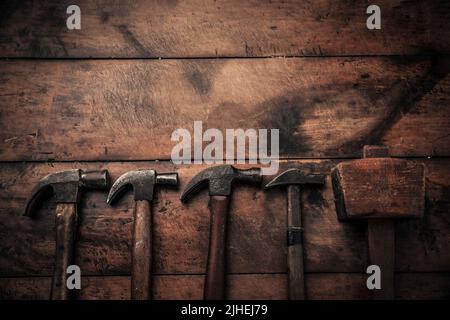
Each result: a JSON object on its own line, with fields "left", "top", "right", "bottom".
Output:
{"left": 0, "top": 155, "right": 449, "bottom": 164}
{"left": 1, "top": 53, "right": 450, "bottom": 61}
{"left": 2, "top": 271, "right": 448, "bottom": 279}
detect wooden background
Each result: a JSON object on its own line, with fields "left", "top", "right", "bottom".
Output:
{"left": 0, "top": 0, "right": 449, "bottom": 299}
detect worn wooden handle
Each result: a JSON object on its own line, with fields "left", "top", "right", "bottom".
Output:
{"left": 131, "top": 200, "right": 152, "bottom": 300}
{"left": 204, "top": 195, "right": 230, "bottom": 300}
{"left": 51, "top": 203, "right": 78, "bottom": 300}
{"left": 287, "top": 185, "right": 306, "bottom": 300}
{"left": 368, "top": 219, "right": 395, "bottom": 300}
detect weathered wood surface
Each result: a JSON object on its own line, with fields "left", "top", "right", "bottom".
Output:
{"left": 0, "top": 273, "right": 448, "bottom": 300}
{"left": 0, "top": 0, "right": 449, "bottom": 58}
{"left": 0, "top": 160, "right": 448, "bottom": 277}
{"left": 1, "top": 57, "right": 449, "bottom": 161}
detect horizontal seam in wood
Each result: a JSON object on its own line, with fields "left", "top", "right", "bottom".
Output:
{"left": 0, "top": 53, "right": 449, "bottom": 61}
{"left": 1, "top": 155, "right": 449, "bottom": 164}
{"left": 1, "top": 271, "right": 448, "bottom": 279}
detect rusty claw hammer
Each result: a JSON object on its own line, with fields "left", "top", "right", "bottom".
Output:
{"left": 181, "top": 165, "right": 262, "bottom": 300}
{"left": 107, "top": 169, "right": 178, "bottom": 300}
{"left": 24, "top": 169, "right": 109, "bottom": 300}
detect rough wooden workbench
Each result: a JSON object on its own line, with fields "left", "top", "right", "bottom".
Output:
{"left": 0, "top": 0, "right": 449, "bottom": 299}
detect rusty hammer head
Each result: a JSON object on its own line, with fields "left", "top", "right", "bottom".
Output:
{"left": 180, "top": 165, "right": 262, "bottom": 202}
{"left": 107, "top": 169, "right": 178, "bottom": 204}
{"left": 24, "top": 169, "right": 109, "bottom": 217}
{"left": 264, "top": 168, "right": 325, "bottom": 190}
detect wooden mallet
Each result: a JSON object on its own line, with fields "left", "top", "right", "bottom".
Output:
{"left": 331, "top": 145, "right": 425, "bottom": 299}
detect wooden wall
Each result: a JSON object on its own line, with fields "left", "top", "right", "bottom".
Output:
{"left": 0, "top": 0, "right": 449, "bottom": 299}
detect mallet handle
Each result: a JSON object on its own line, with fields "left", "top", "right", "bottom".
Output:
{"left": 287, "top": 185, "right": 306, "bottom": 300}
{"left": 205, "top": 195, "right": 230, "bottom": 300}
{"left": 52, "top": 203, "right": 78, "bottom": 300}
{"left": 368, "top": 220, "right": 395, "bottom": 299}
{"left": 131, "top": 200, "right": 153, "bottom": 300}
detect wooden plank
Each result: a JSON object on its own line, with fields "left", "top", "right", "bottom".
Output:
{"left": 0, "top": 273, "right": 448, "bottom": 300}
{"left": 0, "top": 159, "right": 448, "bottom": 276}
{"left": 0, "top": 0, "right": 449, "bottom": 58}
{"left": 1, "top": 57, "right": 449, "bottom": 161}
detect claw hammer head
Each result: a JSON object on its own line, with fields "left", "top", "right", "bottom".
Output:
{"left": 265, "top": 169, "right": 325, "bottom": 189}
{"left": 24, "top": 169, "right": 109, "bottom": 217}
{"left": 107, "top": 169, "right": 178, "bottom": 204}
{"left": 180, "top": 165, "right": 262, "bottom": 202}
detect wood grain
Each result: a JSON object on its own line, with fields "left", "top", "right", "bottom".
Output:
{"left": 0, "top": 160, "right": 448, "bottom": 277}
{"left": 1, "top": 57, "right": 449, "bottom": 161}
{"left": 0, "top": 0, "right": 448, "bottom": 58}
{"left": 0, "top": 273, "right": 448, "bottom": 300}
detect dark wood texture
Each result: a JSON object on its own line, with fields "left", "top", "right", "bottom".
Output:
{"left": 0, "top": 57, "right": 449, "bottom": 161}
{"left": 0, "top": 273, "right": 448, "bottom": 300}
{"left": 131, "top": 200, "right": 152, "bottom": 300}
{"left": 0, "top": 0, "right": 449, "bottom": 58}
{"left": 0, "top": 0, "right": 448, "bottom": 301}
{"left": 286, "top": 185, "right": 305, "bottom": 300}
{"left": 52, "top": 202, "right": 77, "bottom": 300}
{"left": 204, "top": 195, "right": 229, "bottom": 300}
{"left": 363, "top": 145, "right": 389, "bottom": 158}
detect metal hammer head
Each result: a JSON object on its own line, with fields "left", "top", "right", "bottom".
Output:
{"left": 106, "top": 169, "right": 178, "bottom": 204}
{"left": 24, "top": 169, "right": 109, "bottom": 217}
{"left": 180, "top": 165, "right": 262, "bottom": 202}
{"left": 264, "top": 168, "right": 325, "bottom": 189}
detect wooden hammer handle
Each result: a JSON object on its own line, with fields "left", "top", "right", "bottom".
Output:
{"left": 287, "top": 185, "right": 306, "bottom": 300}
{"left": 131, "top": 200, "right": 153, "bottom": 300}
{"left": 368, "top": 220, "right": 395, "bottom": 300}
{"left": 52, "top": 203, "right": 78, "bottom": 300}
{"left": 205, "top": 195, "right": 230, "bottom": 300}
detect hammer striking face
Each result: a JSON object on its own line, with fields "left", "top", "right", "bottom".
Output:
{"left": 107, "top": 169, "right": 178, "bottom": 300}
{"left": 24, "top": 169, "right": 109, "bottom": 300}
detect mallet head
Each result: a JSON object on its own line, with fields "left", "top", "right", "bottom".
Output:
{"left": 180, "top": 165, "right": 262, "bottom": 202}
{"left": 265, "top": 168, "right": 325, "bottom": 189}
{"left": 332, "top": 158, "right": 425, "bottom": 220}
{"left": 107, "top": 169, "right": 178, "bottom": 204}
{"left": 24, "top": 169, "right": 109, "bottom": 217}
